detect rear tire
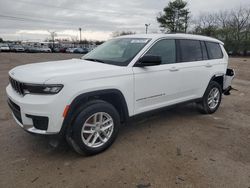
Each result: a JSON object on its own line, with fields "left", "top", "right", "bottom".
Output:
{"left": 70, "top": 100, "right": 120, "bottom": 155}
{"left": 197, "top": 81, "right": 222, "bottom": 114}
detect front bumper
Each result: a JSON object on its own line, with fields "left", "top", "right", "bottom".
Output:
{"left": 6, "top": 84, "right": 66, "bottom": 135}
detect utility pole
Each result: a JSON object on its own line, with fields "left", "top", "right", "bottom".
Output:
{"left": 79, "top": 28, "right": 82, "bottom": 43}
{"left": 145, "top": 24, "right": 150, "bottom": 34}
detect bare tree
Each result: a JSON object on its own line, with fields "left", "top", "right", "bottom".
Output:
{"left": 215, "top": 10, "right": 230, "bottom": 28}
{"left": 192, "top": 6, "right": 250, "bottom": 55}
{"left": 199, "top": 13, "right": 217, "bottom": 28}
{"left": 229, "top": 7, "right": 250, "bottom": 41}
{"left": 192, "top": 12, "right": 218, "bottom": 36}
{"left": 48, "top": 31, "right": 57, "bottom": 50}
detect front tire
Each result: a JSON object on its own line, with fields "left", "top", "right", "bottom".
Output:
{"left": 197, "top": 81, "right": 222, "bottom": 114}
{"left": 70, "top": 100, "right": 120, "bottom": 155}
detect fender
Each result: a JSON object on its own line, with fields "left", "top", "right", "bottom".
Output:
{"left": 204, "top": 74, "right": 224, "bottom": 95}
{"left": 59, "top": 89, "right": 129, "bottom": 136}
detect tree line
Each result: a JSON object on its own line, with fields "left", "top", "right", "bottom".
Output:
{"left": 115, "top": 0, "right": 250, "bottom": 56}
{"left": 191, "top": 8, "right": 250, "bottom": 55}
{"left": 158, "top": 0, "right": 250, "bottom": 55}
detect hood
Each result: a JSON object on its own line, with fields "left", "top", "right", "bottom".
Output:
{"left": 9, "top": 58, "right": 125, "bottom": 84}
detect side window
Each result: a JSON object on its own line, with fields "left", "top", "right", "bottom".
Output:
{"left": 201, "top": 41, "right": 208, "bottom": 60}
{"left": 145, "top": 39, "right": 176, "bottom": 64}
{"left": 205, "top": 42, "right": 223, "bottom": 59}
{"left": 178, "top": 39, "right": 203, "bottom": 62}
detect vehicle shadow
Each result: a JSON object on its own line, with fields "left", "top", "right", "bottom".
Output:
{"left": 5, "top": 101, "right": 201, "bottom": 161}
{"left": 38, "top": 102, "right": 201, "bottom": 157}
{"left": 121, "top": 102, "right": 199, "bottom": 132}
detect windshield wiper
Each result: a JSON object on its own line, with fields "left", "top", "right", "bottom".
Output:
{"left": 84, "top": 58, "right": 105, "bottom": 63}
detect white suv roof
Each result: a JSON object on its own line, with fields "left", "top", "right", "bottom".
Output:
{"left": 117, "top": 33, "right": 224, "bottom": 45}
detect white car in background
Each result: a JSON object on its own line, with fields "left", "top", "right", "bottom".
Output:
{"left": 0, "top": 43, "right": 10, "bottom": 52}
{"left": 66, "top": 48, "right": 75, "bottom": 53}
{"left": 39, "top": 47, "right": 52, "bottom": 53}
{"left": 6, "top": 34, "right": 234, "bottom": 155}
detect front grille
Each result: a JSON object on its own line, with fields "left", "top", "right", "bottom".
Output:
{"left": 7, "top": 98, "right": 22, "bottom": 124}
{"left": 9, "top": 77, "right": 24, "bottom": 95}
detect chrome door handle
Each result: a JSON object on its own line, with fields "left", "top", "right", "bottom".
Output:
{"left": 169, "top": 67, "right": 179, "bottom": 72}
{"left": 205, "top": 63, "right": 212, "bottom": 68}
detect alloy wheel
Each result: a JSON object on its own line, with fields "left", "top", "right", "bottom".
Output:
{"left": 81, "top": 112, "right": 114, "bottom": 148}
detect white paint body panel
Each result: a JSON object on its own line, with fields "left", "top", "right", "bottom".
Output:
{"left": 6, "top": 34, "right": 229, "bottom": 134}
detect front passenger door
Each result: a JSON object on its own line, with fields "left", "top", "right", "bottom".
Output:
{"left": 133, "top": 39, "right": 182, "bottom": 115}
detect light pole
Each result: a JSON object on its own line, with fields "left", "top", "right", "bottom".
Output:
{"left": 79, "top": 28, "right": 82, "bottom": 43}
{"left": 145, "top": 24, "right": 150, "bottom": 34}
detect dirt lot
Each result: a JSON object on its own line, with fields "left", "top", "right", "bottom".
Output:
{"left": 0, "top": 53, "right": 250, "bottom": 188}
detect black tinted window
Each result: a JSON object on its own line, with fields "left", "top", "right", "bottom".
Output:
{"left": 178, "top": 40, "right": 203, "bottom": 62}
{"left": 201, "top": 41, "right": 208, "bottom": 60}
{"left": 205, "top": 42, "right": 223, "bottom": 59}
{"left": 145, "top": 39, "right": 176, "bottom": 64}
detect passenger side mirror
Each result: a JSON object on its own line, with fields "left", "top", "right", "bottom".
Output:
{"left": 136, "top": 55, "right": 161, "bottom": 67}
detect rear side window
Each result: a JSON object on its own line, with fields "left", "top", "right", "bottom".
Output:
{"left": 205, "top": 42, "right": 223, "bottom": 59}
{"left": 178, "top": 40, "right": 203, "bottom": 62}
{"left": 145, "top": 39, "right": 176, "bottom": 64}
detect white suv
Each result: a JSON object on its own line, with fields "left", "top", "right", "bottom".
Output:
{"left": 6, "top": 34, "right": 234, "bottom": 155}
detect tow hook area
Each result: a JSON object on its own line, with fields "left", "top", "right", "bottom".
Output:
{"left": 224, "top": 86, "right": 232, "bottom": 95}
{"left": 223, "top": 68, "right": 235, "bottom": 95}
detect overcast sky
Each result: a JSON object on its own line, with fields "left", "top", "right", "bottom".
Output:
{"left": 0, "top": 0, "right": 249, "bottom": 41}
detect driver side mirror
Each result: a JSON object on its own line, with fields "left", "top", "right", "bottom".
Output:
{"left": 136, "top": 55, "right": 161, "bottom": 67}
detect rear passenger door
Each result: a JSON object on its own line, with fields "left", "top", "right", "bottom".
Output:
{"left": 205, "top": 41, "right": 225, "bottom": 74}
{"left": 174, "top": 39, "right": 212, "bottom": 99}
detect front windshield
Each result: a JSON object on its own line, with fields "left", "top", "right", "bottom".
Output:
{"left": 82, "top": 38, "right": 150, "bottom": 66}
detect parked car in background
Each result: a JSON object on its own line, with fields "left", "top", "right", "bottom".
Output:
{"left": 9, "top": 44, "right": 15, "bottom": 52}
{"left": 0, "top": 43, "right": 10, "bottom": 52}
{"left": 60, "top": 47, "right": 68, "bottom": 53}
{"left": 39, "top": 47, "right": 52, "bottom": 53}
{"left": 73, "top": 47, "right": 89, "bottom": 54}
{"left": 55, "top": 47, "right": 67, "bottom": 53}
{"left": 82, "top": 47, "right": 89, "bottom": 54}
{"left": 25, "top": 46, "right": 51, "bottom": 53}
{"left": 227, "top": 51, "right": 233, "bottom": 56}
{"left": 11, "top": 45, "right": 25, "bottom": 52}
{"left": 53, "top": 47, "right": 60, "bottom": 53}
{"left": 66, "top": 48, "right": 75, "bottom": 53}
{"left": 25, "top": 46, "right": 40, "bottom": 53}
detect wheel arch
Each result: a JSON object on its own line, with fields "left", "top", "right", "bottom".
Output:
{"left": 201, "top": 74, "right": 224, "bottom": 98}
{"left": 210, "top": 74, "right": 224, "bottom": 89}
{"left": 59, "top": 89, "right": 129, "bottom": 136}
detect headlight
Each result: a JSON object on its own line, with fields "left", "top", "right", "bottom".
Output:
{"left": 23, "top": 84, "right": 63, "bottom": 95}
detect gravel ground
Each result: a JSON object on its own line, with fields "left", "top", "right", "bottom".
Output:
{"left": 0, "top": 53, "right": 250, "bottom": 188}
